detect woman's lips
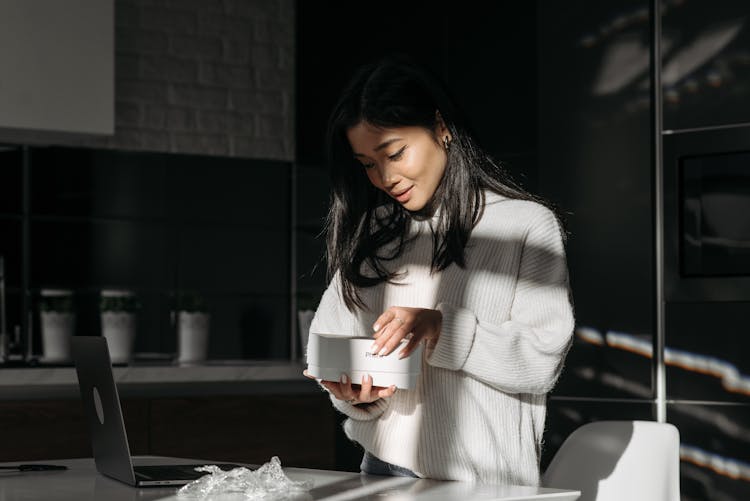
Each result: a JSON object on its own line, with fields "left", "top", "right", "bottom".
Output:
{"left": 393, "top": 186, "right": 413, "bottom": 203}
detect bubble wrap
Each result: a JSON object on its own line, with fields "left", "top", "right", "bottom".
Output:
{"left": 177, "top": 456, "right": 313, "bottom": 500}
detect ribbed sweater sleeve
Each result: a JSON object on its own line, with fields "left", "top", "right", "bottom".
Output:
{"left": 307, "top": 271, "right": 390, "bottom": 421}
{"left": 427, "top": 208, "right": 575, "bottom": 394}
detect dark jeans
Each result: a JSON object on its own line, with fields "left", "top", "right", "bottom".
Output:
{"left": 360, "top": 451, "right": 419, "bottom": 477}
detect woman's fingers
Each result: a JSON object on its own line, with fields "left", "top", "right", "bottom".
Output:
{"left": 338, "top": 373, "right": 355, "bottom": 400}
{"left": 372, "top": 320, "right": 412, "bottom": 356}
{"left": 371, "top": 315, "right": 414, "bottom": 356}
{"left": 373, "top": 307, "right": 412, "bottom": 341}
{"left": 358, "top": 374, "right": 373, "bottom": 401}
{"left": 372, "top": 306, "right": 443, "bottom": 357}
{"left": 320, "top": 380, "right": 344, "bottom": 400}
{"left": 320, "top": 373, "right": 398, "bottom": 404}
{"left": 357, "top": 377, "right": 396, "bottom": 402}
{"left": 372, "top": 309, "right": 397, "bottom": 335}
{"left": 376, "top": 385, "right": 397, "bottom": 399}
{"left": 397, "top": 333, "right": 425, "bottom": 359}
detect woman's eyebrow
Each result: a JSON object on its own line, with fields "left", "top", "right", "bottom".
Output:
{"left": 352, "top": 138, "right": 403, "bottom": 157}
{"left": 373, "top": 138, "right": 402, "bottom": 151}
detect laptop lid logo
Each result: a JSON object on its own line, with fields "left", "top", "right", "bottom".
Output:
{"left": 93, "top": 386, "right": 105, "bottom": 425}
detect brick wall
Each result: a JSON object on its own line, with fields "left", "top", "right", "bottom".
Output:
{"left": 0, "top": 0, "right": 295, "bottom": 161}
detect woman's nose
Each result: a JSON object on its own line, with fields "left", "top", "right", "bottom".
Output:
{"left": 380, "top": 166, "right": 398, "bottom": 188}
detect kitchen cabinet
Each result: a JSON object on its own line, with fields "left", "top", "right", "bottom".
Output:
{"left": 0, "top": 1, "right": 113, "bottom": 135}
{"left": 0, "top": 394, "right": 337, "bottom": 470}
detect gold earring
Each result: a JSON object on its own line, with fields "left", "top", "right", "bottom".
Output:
{"left": 443, "top": 136, "right": 450, "bottom": 151}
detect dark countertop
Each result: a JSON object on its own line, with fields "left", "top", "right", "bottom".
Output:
{"left": 0, "top": 360, "right": 316, "bottom": 400}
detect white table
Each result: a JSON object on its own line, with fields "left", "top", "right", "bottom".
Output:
{"left": 0, "top": 456, "right": 580, "bottom": 500}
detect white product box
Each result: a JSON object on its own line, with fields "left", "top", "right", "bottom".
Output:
{"left": 306, "top": 333, "right": 423, "bottom": 389}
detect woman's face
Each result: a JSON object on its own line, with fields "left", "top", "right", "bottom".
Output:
{"left": 346, "top": 121, "right": 450, "bottom": 212}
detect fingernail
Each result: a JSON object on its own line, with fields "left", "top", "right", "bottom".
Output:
{"left": 390, "top": 385, "right": 397, "bottom": 392}
{"left": 340, "top": 373, "right": 348, "bottom": 384}
{"left": 373, "top": 323, "right": 380, "bottom": 331}
{"left": 370, "top": 343, "right": 379, "bottom": 352}
{"left": 398, "top": 350, "right": 406, "bottom": 359}
{"left": 367, "top": 374, "right": 373, "bottom": 384}
{"left": 361, "top": 374, "right": 367, "bottom": 385}
{"left": 378, "top": 347, "right": 388, "bottom": 356}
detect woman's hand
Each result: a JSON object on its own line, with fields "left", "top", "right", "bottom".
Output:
{"left": 371, "top": 306, "right": 442, "bottom": 359}
{"left": 303, "top": 370, "right": 396, "bottom": 404}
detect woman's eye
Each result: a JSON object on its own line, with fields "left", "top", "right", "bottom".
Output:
{"left": 387, "top": 147, "right": 406, "bottom": 161}
{"left": 362, "top": 162, "right": 375, "bottom": 169}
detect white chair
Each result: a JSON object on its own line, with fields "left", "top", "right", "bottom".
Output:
{"left": 542, "top": 420, "right": 680, "bottom": 501}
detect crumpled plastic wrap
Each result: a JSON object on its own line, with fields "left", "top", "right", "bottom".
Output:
{"left": 177, "top": 456, "right": 313, "bottom": 500}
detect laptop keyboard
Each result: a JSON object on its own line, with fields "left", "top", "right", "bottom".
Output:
{"left": 134, "top": 463, "right": 241, "bottom": 480}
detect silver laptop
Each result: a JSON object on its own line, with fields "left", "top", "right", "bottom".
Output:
{"left": 72, "top": 336, "right": 240, "bottom": 487}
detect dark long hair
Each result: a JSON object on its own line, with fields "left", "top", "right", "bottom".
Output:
{"left": 325, "top": 57, "right": 564, "bottom": 311}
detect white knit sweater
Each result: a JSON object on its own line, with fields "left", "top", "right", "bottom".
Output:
{"left": 307, "top": 190, "right": 575, "bottom": 485}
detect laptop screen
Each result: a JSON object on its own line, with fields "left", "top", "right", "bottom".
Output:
{"left": 72, "top": 336, "right": 137, "bottom": 485}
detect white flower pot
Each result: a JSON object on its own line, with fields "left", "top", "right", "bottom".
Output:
{"left": 177, "top": 312, "right": 210, "bottom": 364}
{"left": 41, "top": 312, "right": 75, "bottom": 363}
{"left": 101, "top": 312, "right": 136, "bottom": 364}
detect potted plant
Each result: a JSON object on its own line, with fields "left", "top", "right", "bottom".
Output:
{"left": 99, "top": 289, "right": 140, "bottom": 364}
{"left": 173, "top": 290, "right": 210, "bottom": 364}
{"left": 39, "top": 289, "right": 75, "bottom": 363}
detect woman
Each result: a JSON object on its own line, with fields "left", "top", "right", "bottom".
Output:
{"left": 303, "top": 57, "right": 575, "bottom": 485}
